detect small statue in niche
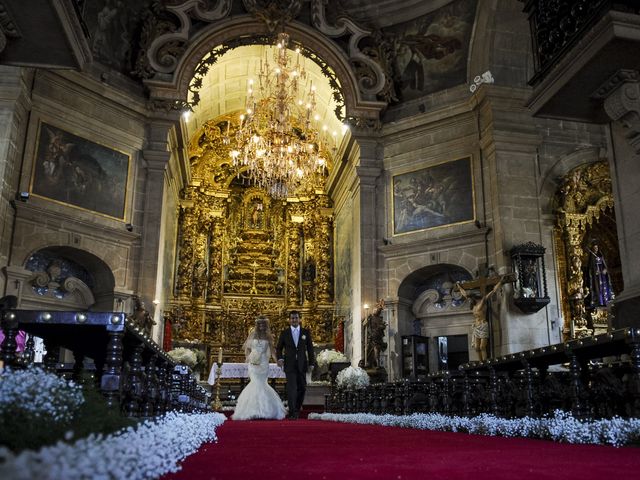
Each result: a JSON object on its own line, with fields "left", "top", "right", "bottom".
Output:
{"left": 521, "top": 258, "right": 539, "bottom": 298}
{"left": 365, "top": 299, "right": 387, "bottom": 368}
{"left": 302, "top": 259, "right": 316, "bottom": 282}
{"left": 192, "top": 259, "right": 208, "bottom": 297}
{"left": 249, "top": 201, "right": 263, "bottom": 229}
{"left": 130, "top": 296, "right": 156, "bottom": 335}
{"left": 587, "top": 242, "right": 614, "bottom": 307}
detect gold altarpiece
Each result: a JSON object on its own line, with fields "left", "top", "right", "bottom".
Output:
{"left": 554, "top": 161, "right": 622, "bottom": 340}
{"left": 168, "top": 117, "right": 336, "bottom": 364}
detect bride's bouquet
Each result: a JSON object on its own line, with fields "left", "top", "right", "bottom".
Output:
{"left": 247, "top": 349, "right": 262, "bottom": 365}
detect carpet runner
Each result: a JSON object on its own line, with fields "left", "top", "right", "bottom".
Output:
{"left": 163, "top": 419, "right": 640, "bottom": 479}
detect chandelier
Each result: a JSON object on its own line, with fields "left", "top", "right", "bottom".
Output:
{"left": 226, "top": 33, "right": 334, "bottom": 198}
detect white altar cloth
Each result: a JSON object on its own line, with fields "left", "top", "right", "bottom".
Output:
{"left": 207, "top": 362, "right": 285, "bottom": 385}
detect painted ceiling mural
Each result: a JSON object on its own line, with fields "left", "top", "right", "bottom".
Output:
{"left": 80, "top": 0, "right": 476, "bottom": 102}
{"left": 385, "top": 0, "right": 477, "bottom": 101}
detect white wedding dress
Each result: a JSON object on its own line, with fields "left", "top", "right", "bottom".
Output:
{"left": 232, "top": 339, "right": 286, "bottom": 420}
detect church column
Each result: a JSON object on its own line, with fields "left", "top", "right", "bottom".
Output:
{"left": 139, "top": 119, "right": 175, "bottom": 342}
{"left": 0, "top": 67, "right": 32, "bottom": 294}
{"left": 597, "top": 70, "right": 640, "bottom": 327}
{"left": 352, "top": 133, "right": 382, "bottom": 364}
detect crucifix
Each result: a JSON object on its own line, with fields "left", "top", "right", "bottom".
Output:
{"left": 250, "top": 261, "right": 259, "bottom": 294}
{"left": 455, "top": 273, "right": 515, "bottom": 361}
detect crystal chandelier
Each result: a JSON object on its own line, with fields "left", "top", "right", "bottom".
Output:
{"left": 226, "top": 33, "right": 333, "bottom": 198}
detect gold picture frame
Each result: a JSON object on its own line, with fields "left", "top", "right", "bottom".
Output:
{"left": 392, "top": 156, "right": 475, "bottom": 235}
{"left": 29, "top": 121, "right": 131, "bottom": 220}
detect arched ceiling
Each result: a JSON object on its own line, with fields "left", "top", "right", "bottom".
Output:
{"left": 182, "top": 44, "right": 349, "bottom": 156}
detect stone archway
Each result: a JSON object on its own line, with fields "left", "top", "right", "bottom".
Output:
{"left": 137, "top": 1, "right": 389, "bottom": 122}
{"left": 396, "top": 264, "right": 474, "bottom": 372}
{"left": 6, "top": 246, "right": 116, "bottom": 311}
{"left": 137, "top": 1, "right": 392, "bottom": 367}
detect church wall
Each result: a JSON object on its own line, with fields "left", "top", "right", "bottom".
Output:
{"left": 5, "top": 68, "right": 150, "bottom": 309}
{"left": 0, "top": 67, "right": 32, "bottom": 295}
{"left": 483, "top": 0, "right": 533, "bottom": 88}
{"left": 331, "top": 141, "right": 361, "bottom": 365}
{"left": 379, "top": 93, "right": 493, "bottom": 371}
{"left": 484, "top": 86, "right": 610, "bottom": 354}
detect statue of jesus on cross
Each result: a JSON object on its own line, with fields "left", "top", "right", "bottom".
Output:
{"left": 455, "top": 273, "right": 514, "bottom": 362}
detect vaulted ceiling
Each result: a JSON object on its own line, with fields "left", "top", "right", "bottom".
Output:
{"left": 182, "top": 43, "right": 349, "bottom": 164}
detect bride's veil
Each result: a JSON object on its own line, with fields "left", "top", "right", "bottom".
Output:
{"left": 242, "top": 316, "right": 276, "bottom": 362}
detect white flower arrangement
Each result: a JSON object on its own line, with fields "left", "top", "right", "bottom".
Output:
{"left": 336, "top": 366, "right": 369, "bottom": 390}
{"left": 0, "top": 366, "right": 84, "bottom": 423}
{"left": 0, "top": 411, "right": 226, "bottom": 479}
{"left": 167, "top": 347, "right": 198, "bottom": 367}
{"left": 316, "top": 349, "right": 349, "bottom": 369}
{"left": 308, "top": 411, "right": 640, "bottom": 447}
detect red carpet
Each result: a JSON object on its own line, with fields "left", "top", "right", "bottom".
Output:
{"left": 163, "top": 419, "right": 640, "bottom": 480}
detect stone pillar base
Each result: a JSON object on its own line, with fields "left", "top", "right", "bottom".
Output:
{"left": 612, "top": 286, "right": 640, "bottom": 329}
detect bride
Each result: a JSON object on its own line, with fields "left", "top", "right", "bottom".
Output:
{"left": 232, "top": 316, "right": 287, "bottom": 420}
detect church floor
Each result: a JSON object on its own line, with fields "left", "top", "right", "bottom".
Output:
{"left": 162, "top": 418, "right": 640, "bottom": 480}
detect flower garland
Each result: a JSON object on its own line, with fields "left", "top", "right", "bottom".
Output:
{"left": 335, "top": 366, "right": 369, "bottom": 390}
{"left": 308, "top": 411, "right": 640, "bottom": 447}
{"left": 316, "top": 349, "right": 349, "bottom": 369}
{"left": 0, "top": 366, "right": 84, "bottom": 423}
{"left": 0, "top": 412, "right": 226, "bottom": 479}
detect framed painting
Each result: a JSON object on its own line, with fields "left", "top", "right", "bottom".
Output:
{"left": 392, "top": 157, "right": 474, "bottom": 234}
{"left": 30, "top": 122, "right": 130, "bottom": 220}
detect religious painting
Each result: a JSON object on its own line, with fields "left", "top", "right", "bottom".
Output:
{"left": 334, "top": 199, "right": 353, "bottom": 316}
{"left": 393, "top": 157, "right": 474, "bottom": 234}
{"left": 30, "top": 122, "right": 130, "bottom": 219}
{"left": 386, "top": 0, "right": 477, "bottom": 102}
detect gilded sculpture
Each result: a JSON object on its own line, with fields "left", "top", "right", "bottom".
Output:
{"left": 555, "top": 161, "right": 619, "bottom": 339}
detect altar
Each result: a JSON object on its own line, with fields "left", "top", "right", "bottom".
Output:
{"left": 207, "top": 362, "right": 285, "bottom": 385}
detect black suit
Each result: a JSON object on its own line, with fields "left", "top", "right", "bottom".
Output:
{"left": 276, "top": 326, "right": 315, "bottom": 418}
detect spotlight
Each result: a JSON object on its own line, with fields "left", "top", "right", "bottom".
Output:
{"left": 18, "top": 192, "right": 29, "bottom": 202}
{"left": 125, "top": 223, "right": 133, "bottom": 232}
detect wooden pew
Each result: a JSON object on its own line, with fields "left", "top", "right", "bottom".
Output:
{"left": 0, "top": 309, "right": 209, "bottom": 416}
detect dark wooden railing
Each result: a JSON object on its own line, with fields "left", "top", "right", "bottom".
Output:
{"left": 0, "top": 309, "right": 210, "bottom": 416}
{"left": 327, "top": 327, "right": 640, "bottom": 419}
{"left": 522, "top": 0, "right": 640, "bottom": 85}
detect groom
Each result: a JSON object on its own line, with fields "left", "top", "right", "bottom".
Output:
{"left": 276, "top": 310, "right": 315, "bottom": 419}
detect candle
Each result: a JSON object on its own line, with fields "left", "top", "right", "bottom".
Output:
{"left": 218, "top": 347, "right": 223, "bottom": 364}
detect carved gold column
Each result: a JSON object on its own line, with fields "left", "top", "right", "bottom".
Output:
{"left": 562, "top": 214, "right": 589, "bottom": 338}
{"left": 207, "top": 218, "right": 224, "bottom": 302}
{"left": 287, "top": 209, "right": 303, "bottom": 307}
{"left": 176, "top": 195, "right": 197, "bottom": 297}
{"left": 316, "top": 196, "right": 333, "bottom": 304}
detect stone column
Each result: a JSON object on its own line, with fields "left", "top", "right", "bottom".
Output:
{"left": 351, "top": 132, "right": 382, "bottom": 364}
{"left": 0, "top": 67, "right": 32, "bottom": 294}
{"left": 597, "top": 70, "right": 640, "bottom": 327}
{"left": 139, "top": 119, "right": 175, "bottom": 341}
